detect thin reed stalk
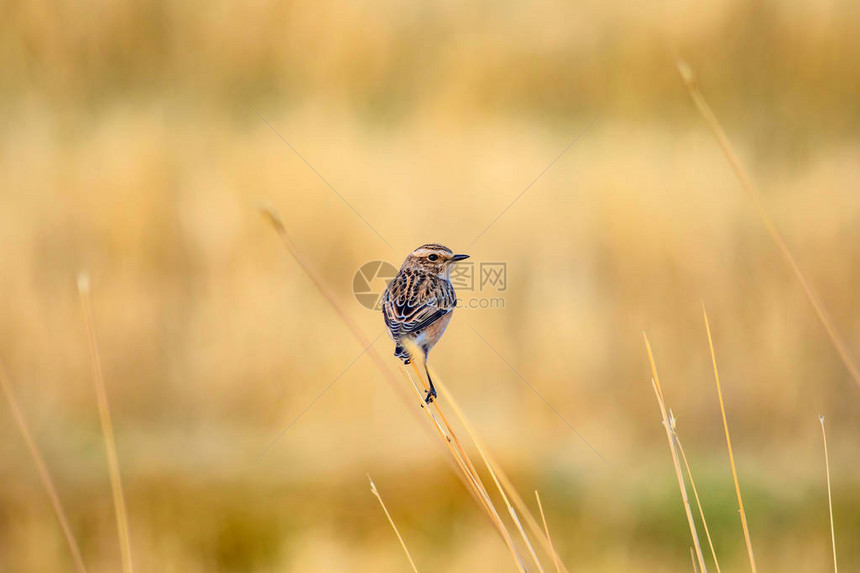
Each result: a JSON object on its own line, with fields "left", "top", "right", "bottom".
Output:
{"left": 404, "top": 362, "right": 491, "bottom": 503}
{"left": 673, "top": 416, "right": 722, "bottom": 573}
{"left": 678, "top": 62, "right": 860, "bottom": 392}
{"left": 643, "top": 334, "right": 707, "bottom": 573}
{"left": 818, "top": 415, "right": 838, "bottom": 573}
{"left": 422, "top": 361, "right": 553, "bottom": 573}
{"left": 0, "top": 361, "right": 88, "bottom": 573}
{"left": 401, "top": 361, "right": 526, "bottom": 571}
{"left": 478, "top": 451, "right": 572, "bottom": 573}
{"left": 401, "top": 363, "right": 504, "bottom": 524}
{"left": 535, "top": 491, "right": 562, "bottom": 573}
{"left": 78, "top": 274, "right": 134, "bottom": 573}
{"left": 702, "top": 307, "right": 757, "bottom": 573}
{"left": 420, "top": 358, "right": 571, "bottom": 573}
{"left": 368, "top": 475, "right": 420, "bottom": 573}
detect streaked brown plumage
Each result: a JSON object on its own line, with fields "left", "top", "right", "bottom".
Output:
{"left": 381, "top": 244, "right": 469, "bottom": 403}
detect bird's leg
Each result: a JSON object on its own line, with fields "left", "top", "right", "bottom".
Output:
{"left": 422, "top": 349, "right": 436, "bottom": 404}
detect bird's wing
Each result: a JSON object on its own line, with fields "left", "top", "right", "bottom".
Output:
{"left": 382, "top": 272, "right": 456, "bottom": 340}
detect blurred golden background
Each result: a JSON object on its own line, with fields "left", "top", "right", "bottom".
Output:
{"left": 2, "top": 0, "right": 860, "bottom": 571}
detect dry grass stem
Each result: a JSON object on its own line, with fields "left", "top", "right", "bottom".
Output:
{"left": 402, "top": 357, "right": 527, "bottom": 571}
{"left": 678, "top": 62, "right": 860, "bottom": 392}
{"left": 818, "top": 415, "right": 838, "bottom": 573}
{"left": 78, "top": 273, "right": 134, "bottom": 573}
{"left": 400, "top": 363, "right": 502, "bottom": 527}
{"left": 643, "top": 334, "right": 707, "bottom": 573}
{"left": 535, "top": 491, "right": 562, "bottom": 573}
{"left": 422, "top": 357, "right": 571, "bottom": 573}
{"left": 673, "top": 415, "right": 721, "bottom": 573}
{"left": 702, "top": 307, "right": 757, "bottom": 573}
{"left": 0, "top": 361, "right": 88, "bottom": 573}
{"left": 691, "top": 547, "right": 699, "bottom": 573}
{"left": 426, "top": 363, "right": 552, "bottom": 573}
{"left": 484, "top": 456, "right": 572, "bottom": 573}
{"left": 368, "top": 475, "right": 420, "bottom": 573}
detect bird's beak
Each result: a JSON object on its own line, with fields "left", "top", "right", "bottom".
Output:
{"left": 451, "top": 253, "right": 470, "bottom": 262}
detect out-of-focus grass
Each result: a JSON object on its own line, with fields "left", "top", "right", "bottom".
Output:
{"left": 2, "top": 0, "right": 860, "bottom": 571}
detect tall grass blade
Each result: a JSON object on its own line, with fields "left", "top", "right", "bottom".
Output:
{"left": 535, "top": 491, "right": 562, "bottom": 573}
{"left": 674, "top": 419, "right": 722, "bottom": 573}
{"left": 701, "top": 306, "right": 757, "bottom": 573}
{"left": 426, "top": 362, "right": 558, "bottom": 573}
{"left": 818, "top": 415, "right": 838, "bottom": 573}
{"left": 643, "top": 334, "right": 707, "bottom": 573}
{"left": 420, "top": 357, "right": 571, "bottom": 572}
{"left": 78, "top": 273, "right": 134, "bottom": 573}
{"left": 368, "top": 475, "right": 420, "bottom": 573}
{"left": 678, "top": 61, "right": 860, "bottom": 392}
{"left": 404, "top": 356, "right": 528, "bottom": 571}
{"left": 0, "top": 361, "right": 88, "bottom": 573}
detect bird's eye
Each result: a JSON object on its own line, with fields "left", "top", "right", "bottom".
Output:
{"left": 428, "top": 254, "right": 438, "bottom": 261}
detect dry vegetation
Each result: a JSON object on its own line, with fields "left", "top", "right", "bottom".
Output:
{"left": 2, "top": 0, "right": 860, "bottom": 571}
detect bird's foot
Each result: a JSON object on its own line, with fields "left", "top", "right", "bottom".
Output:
{"left": 424, "top": 386, "right": 437, "bottom": 404}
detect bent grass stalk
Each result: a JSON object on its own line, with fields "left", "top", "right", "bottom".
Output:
{"left": 643, "top": 334, "right": 708, "bottom": 573}
{"left": 368, "top": 475, "right": 420, "bottom": 573}
{"left": 78, "top": 274, "right": 134, "bottom": 573}
{"left": 423, "top": 359, "right": 573, "bottom": 573}
{"left": 419, "top": 357, "right": 571, "bottom": 573}
{"left": 401, "top": 355, "right": 527, "bottom": 571}
{"left": 0, "top": 361, "right": 88, "bottom": 573}
{"left": 403, "top": 362, "right": 492, "bottom": 508}
{"left": 400, "top": 363, "right": 507, "bottom": 532}
{"left": 702, "top": 307, "right": 757, "bottom": 573}
{"left": 818, "top": 415, "right": 838, "bottom": 573}
{"left": 678, "top": 62, "right": 860, "bottom": 392}
{"left": 479, "top": 452, "right": 572, "bottom": 573}
{"left": 429, "top": 370, "right": 544, "bottom": 573}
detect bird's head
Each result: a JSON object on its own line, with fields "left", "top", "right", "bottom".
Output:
{"left": 402, "top": 244, "right": 470, "bottom": 277}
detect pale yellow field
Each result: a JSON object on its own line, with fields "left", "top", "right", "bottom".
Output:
{"left": 2, "top": 0, "right": 860, "bottom": 571}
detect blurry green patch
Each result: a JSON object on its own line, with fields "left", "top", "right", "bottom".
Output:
{"left": 135, "top": 480, "right": 289, "bottom": 572}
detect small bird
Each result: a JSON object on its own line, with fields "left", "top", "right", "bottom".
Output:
{"left": 381, "top": 244, "right": 470, "bottom": 403}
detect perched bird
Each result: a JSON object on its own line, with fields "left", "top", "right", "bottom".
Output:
{"left": 381, "top": 244, "right": 470, "bottom": 403}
